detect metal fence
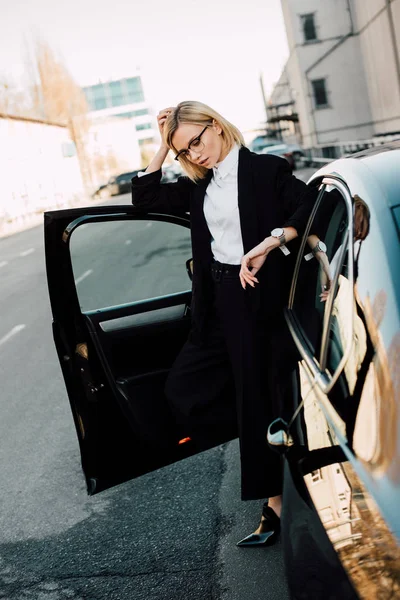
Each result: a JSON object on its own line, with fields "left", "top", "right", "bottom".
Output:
{"left": 299, "top": 134, "right": 400, "bottom": 167}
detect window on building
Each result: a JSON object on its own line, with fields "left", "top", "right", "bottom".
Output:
{"left": 136, "top": 123, "right": 152, "bottom": 131}
{"left": 114, "top": 109, "right": 150, "bottom": 119}
{"left": 91, "top": 84, "right": 108, "bottom": 111}
{"left": 301, "top": 13, "right": 317, "bottom": 42}
{"left": 312, "top": 79, "right": 328, "bottom": 108}
{"left": 132, "top": 108, "right": 149, "bottom": 117}
{"left": 114, "top": 111, "right": 135, "bottom": 118}
{"left": 83, "top": 89, "right": 95, "bottom": 111}
{"left": 109, "top": 81, "right": 124, "bottom": 108}
{"left": 126, "top": 77, "right": 145, "bottom": 103}
{"left": 311, "top": 469, "right": 323, "bottom": 483}
{"left": 94, "top": 97, "right": 108, "bottom": 110}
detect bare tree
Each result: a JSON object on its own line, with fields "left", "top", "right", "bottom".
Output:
{"left": 33, "top": 38, "right": 86, "bottom": 123}
{"left": 29, "top": 37, "right": 94, "bottom": 189}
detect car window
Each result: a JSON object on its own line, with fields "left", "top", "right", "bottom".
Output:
{"left": 70, "top": 218, "right": 192, "bottom": 312}
{"left": 323, "top": 192, "right": 399, "bottom": 467}
{"left": 291, "top": 184, "right": 350, "bottom": 365}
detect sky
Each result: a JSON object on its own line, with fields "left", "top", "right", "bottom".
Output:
{"left": 0, "top": 0, "right": 289, "bottom": 132}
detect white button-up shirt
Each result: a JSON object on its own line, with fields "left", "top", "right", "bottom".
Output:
{"left": 138, "top": 144, "right": 244, "bottom": 265}
{"left": 204, "top": 144, "right": 243, "bottom": 265}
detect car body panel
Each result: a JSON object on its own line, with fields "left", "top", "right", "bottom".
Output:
{"left": 283, "top": 146, "right": 400, "bottom": 598}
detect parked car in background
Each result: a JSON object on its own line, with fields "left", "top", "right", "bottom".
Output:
{"left": 248, "top": 134, "right": 281, "bottom": 154}
{"left": 107, "top": 170, "right": 141, "bottom": 196}
{"left": 260, "top": 142, "right": 305, "bottom": 170}
{"left": 43, "top": 142, "right": 400, "bottom": 599}
{"left": 161, "top": 163, "right": 182, "bottom": 183}
{"left": 91, "top": 183, "right": 110, "bottom": 201}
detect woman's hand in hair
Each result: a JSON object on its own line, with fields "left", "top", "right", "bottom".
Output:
{"left": 157, "top": 107, "right": 175, "bottom": 147}
{"left": 239, "top": 237, "right": 280, "bottom": 289}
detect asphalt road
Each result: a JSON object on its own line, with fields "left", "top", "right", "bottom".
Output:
{"left": 0, "top": 168, "right": 314, "bottom": 600}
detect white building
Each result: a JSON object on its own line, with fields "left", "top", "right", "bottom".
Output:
{"left": 269, "top": 0, "right": 400, "bottom": 151}
{"left": 0, "top": 114, "right": 84, "bottom": 235}
{"left": 82, "top": 74, "right": 157, "bottom": 177}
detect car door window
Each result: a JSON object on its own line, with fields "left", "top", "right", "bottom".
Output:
{"left": 70, "top": 218, "right": 192, "bottom": 312}
{"left": 290, "top": 182, "right": 351, "bottom": 370}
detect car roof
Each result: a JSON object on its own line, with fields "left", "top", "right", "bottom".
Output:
{"left": 348, "top": 139, "right": 400, "bottom": 159}
{"left": 309, "top": 142, "right": 400, "bottom": 209}
{"left": 116, "top": 170, "right": 139, "bottom": 178}
{"left": 262, "top": 144, "right": 288, "bottom": 152}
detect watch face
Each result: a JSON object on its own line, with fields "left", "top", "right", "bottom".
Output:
{"left": 319, "top": 241, "right": 327, "bottom": 252}
{"left": 271, "top": 228, "right": 284, "bottom": 237}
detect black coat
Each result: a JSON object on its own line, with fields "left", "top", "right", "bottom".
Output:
{"left": 131, "top": 146, "right": 317, "bottom": 343}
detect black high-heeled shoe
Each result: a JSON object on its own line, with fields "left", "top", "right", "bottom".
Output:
{"left": 236, "top": 502, "right": 281, "bottom": 547}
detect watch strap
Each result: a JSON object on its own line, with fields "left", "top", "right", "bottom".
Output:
{"left": 305, "top": 241, "right": 326, "bottom": 261}
{"left": 271, "top": 229, "right": 290, "bottom": 255}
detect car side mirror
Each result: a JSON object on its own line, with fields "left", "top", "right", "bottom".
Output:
{"left": 186, "top": 258, "right": 193, "bottom": 281}
{"left": 267, "top": 418, "right": 294, "bottom": 455}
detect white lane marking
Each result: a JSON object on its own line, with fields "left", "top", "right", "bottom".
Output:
{"left": 20, "top": 248, "right": 35, "bottom": 257}
{"left": 0, "top": 324, "right": 26, "bottom": 348}
{"left": 125, "top": 240, "right": 132, "bottom": 245}
{"left": 0, "top": 261, "right": 8, "bottom": 268}
{"left": 75, "top": 269, "right": 93, "bottom": 285}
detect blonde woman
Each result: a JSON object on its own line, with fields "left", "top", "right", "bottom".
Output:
{"left": 131, "top": 101, "right": 317, "bottom": 546}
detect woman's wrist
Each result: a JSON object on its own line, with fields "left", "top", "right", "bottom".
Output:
{"left": 143, "top": 145, "right": 169, "bottom": 175}
{"left": 264, "top": 236, "right": 280, "bottom": 251}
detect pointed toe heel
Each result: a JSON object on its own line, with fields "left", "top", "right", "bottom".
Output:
{"left": 237, "top": 504, "right": 280, "bottom": 548}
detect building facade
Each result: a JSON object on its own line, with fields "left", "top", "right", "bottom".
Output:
{"left": 269, "top": 0, "right": 400, "bottom": 150}
{"left": 0, "top": 114, "right": 84, "bottom": 236}
{"left": 82, "top": 74, "right": 157, "bottom": 177}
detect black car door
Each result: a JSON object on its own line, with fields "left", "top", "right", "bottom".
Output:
{"left": 44, "top": 205, "right": 236, "bottom": 496}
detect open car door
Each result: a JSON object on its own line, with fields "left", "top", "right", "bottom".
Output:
{"left": 44, "top": 205, "right": 236, "bottom": 495}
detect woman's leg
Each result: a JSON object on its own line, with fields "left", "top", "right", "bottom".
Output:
{"left": 214, "top": 277, "right": 284, "bottom": 501}
{"left": 165, "top": 308, "right": 238, "bottom": 451}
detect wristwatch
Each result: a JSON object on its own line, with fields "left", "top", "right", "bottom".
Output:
{"left": 305, "top": 240, "right": 327, "bottom": 261}
{"left": 312, "top": 240, "right": 327, "bottom": 255}
{"left": 271, "top": 228, "right": 290, "bottom": 255}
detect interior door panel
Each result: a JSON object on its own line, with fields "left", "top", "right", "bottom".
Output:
{"left": 82, "top": 294, "right": 192, "bottom": 449}
{"left": 85, "top": 292, "right": 192, "bottom": 378}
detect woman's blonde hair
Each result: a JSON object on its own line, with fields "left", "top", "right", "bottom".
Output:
{"left": 163, "top": 101, "right": 245, "bottom": 182}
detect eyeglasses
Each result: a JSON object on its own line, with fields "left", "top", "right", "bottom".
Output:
{"left": 174, "top": 126, "right": 208, "bottom": 161}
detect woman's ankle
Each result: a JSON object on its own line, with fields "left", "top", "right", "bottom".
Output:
{"left": 267, "top": 495, "right": 282, "bottom": 518}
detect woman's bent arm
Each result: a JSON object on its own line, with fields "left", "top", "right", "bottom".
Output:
{"left": 131, "top": 169, "right": 193, "bottom": 214}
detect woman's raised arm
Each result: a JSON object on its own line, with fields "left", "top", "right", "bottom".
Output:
{"left": 131, "top": 107, "right": 193, "bottom": 214}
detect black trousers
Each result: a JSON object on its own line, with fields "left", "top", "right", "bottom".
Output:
{"left": 165, "top": 262, "right": 291, "bottom": 501}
